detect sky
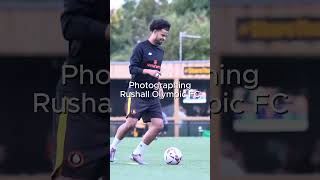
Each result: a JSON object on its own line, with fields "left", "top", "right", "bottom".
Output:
{"left": 110, "top": 0, "right": 125, "bottom": 10}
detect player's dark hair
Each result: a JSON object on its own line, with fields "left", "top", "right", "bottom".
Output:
{"left": 149, "top": 19, "right": 171, "bottom": 32}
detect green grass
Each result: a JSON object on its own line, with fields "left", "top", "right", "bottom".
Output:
{"left": 110, "top": 137, "right": 210, "bottom": 180}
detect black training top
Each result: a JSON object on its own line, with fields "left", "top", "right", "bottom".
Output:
{"left": 59, "top": 0, "right": 109, "bottom": 115}
{"left": 129, "top": 40, "right": 164, "bottom": 84}
{"left": 61, "top": 0, "right": 108, "bottom": 64}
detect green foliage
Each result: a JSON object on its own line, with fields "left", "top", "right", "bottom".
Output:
{"left": 170, "top": 0, "right": 210, "bottom": 16}
{"left": 111, "top": 0, "right": 210, "bottom": 61}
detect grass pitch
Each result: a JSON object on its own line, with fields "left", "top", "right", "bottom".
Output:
{"left": 110, "top": 137, "right": 210, "bottom": 180}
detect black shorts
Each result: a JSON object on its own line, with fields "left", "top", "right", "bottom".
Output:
{"left": 126, "top": 96, "right": 163, "bottom": 122}
{"left": 51, "top": 82, "right": 108, "bottom": 179}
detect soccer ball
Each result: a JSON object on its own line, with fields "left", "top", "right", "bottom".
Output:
{"left": 163, "top": 147, "right": 183, "bottom": 165}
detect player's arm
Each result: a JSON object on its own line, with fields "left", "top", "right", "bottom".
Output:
{"left": 129, "top": 45, "right": 160, "bottom": 78}
{"left": 61, "top": 0, "right": 109, "bottom": 41}
{"left": 143, "top": 69, "right": 161, "bottom": 78}
{"left": 129, "top": 45, "right": 144, "bottom": 74}
{"left": 158, "top": 82, "right": 165, "bottom": 99}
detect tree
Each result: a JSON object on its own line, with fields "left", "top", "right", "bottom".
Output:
{"left": 110, "top": 0, "right": 210, "bottom": 61}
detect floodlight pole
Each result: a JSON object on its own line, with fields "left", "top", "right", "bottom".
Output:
{"left": 174, "top": 32, "right": 202, "bottom": 137}
{"left": 179, "top": 32, "right": 202, "bottom": 61}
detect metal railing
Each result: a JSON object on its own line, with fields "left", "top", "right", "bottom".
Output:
{"left": 110, "top": 120, "right": 210, "bottom": 137}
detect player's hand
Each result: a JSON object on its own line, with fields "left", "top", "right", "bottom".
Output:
{"left": 143, "top": 69, "right": 161, "bottom": 78}
{"left": 158, "top": 84, "right": 165, "bottom": 99}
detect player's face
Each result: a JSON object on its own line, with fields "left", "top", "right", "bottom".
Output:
{"left": 155, "top": 29, "right": 169, "bottom": 45}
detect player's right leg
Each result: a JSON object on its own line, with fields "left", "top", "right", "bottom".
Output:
{"left": 114, "top": 117, "right": 139, "bottom": 140}
{"left": 110, "top": 95, "right": 148, "bottom": 162}
{"left": 110, "top": 117, "right": 138, "bottom": 162}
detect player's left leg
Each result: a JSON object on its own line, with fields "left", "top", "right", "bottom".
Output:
{"left": 131, "top": 117, "right": 163, "bottom": 165}
{"left": 141, "top": 118, "right": 164, "bottom": 145}
{"left": 130, "top": 98, "right": 163, "bottom": 164}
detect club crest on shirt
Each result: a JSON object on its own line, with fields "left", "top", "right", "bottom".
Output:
{"left": 67, "top": 151, "right": 85, "bottom": 168}
{"left": 148, "top": 52, "right": 152, "bottom": 56}
{"left": 146, "top": 61, "right": 161, "bottom": 69}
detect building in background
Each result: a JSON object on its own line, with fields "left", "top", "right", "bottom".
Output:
{"left": 213, "top": 0, "right": 320, "bottom": 179}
